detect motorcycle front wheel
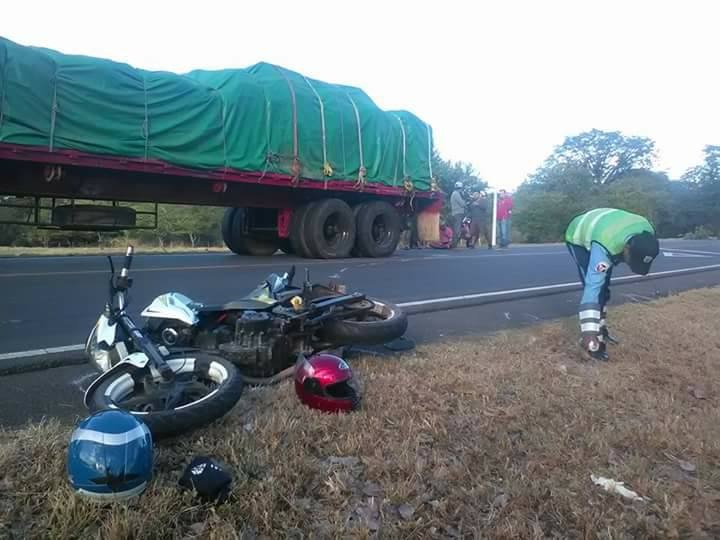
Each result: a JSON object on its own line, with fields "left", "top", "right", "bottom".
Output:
{"left": 85, "top": 352, "right": 244, "bottom": 438}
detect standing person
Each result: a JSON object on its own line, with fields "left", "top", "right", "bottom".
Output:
{"left": 468, "top": 192, "right": 492, "bottom": 249}
{"left": 496, "top": 189, "right": 514, "bottom": 248}
{"left": 565, "top": 208, "right": 659, "bottom": 362}
{"left": 449, "top": 182, "right": 466, "bottom": 248}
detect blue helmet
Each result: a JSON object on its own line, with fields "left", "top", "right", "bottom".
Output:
{"left": 67, "top": 410, "right": 153, "bottom": 500}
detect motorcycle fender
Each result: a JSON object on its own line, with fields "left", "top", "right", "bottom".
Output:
{"left": 141, "top": 292, "right": 199, "bottom": 326}
{"left": 95, "top": 315, "right": 117, "bottom": 347}
{"left": 83, "top": 352, "right": 149, "bottom": 407}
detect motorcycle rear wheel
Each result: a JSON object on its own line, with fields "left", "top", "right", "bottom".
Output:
{"left": 85, "top": 353, "right": 243, "bottom": 438}
{"left": 320, "top": 297, "right": 408, "bottom": 345}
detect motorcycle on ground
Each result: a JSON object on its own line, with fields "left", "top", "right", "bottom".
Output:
{"left": 84, "top": 246, "right": 244, "bottom": 437}
{"left": 136, "top": 267, "right": 408, "bottom": 384}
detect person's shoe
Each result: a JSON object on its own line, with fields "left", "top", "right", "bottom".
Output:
{"left": 601, "top": 327, "right": 619, "bottom": 345}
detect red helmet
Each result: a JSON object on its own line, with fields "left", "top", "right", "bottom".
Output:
{"left": 294, "top": 353, "right": 360, "bottom": 413}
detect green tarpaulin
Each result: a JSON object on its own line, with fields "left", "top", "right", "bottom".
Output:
{"left": 0, "top": 37, "right": 434, "bottom": 191}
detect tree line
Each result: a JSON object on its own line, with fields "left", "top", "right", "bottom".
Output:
{"left": 512, "top": 130, "right": 719, "bottom": 242}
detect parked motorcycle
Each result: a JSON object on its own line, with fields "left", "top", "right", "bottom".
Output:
{"left": 84, "top": 246, "right": 244, "bottom": 437}
{"left": 138, "top": 267, "right": 408, "bottom": 383}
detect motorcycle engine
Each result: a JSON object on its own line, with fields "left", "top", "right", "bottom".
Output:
{"left": 218, "top": 311, "right": 292, "bottom": 377}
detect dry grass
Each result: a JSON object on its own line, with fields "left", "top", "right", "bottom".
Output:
{"left": 0, "top": 246, "right": 229, "bottom": 257}
{"left": 2, "top": 289, "right": 720, "bottom": 539}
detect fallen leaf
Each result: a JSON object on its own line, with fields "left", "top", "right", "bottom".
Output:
{"left": 678, "top": 459, "right": 697, "bottom": 473}
{"left": 398, "top": 503, "right": 415, "bottom": 520}
{"left": 591, "top": 474, "right": 647, "bottom": 502}
{"left": 363, "top": 481, "right": 384, "bottom": 497}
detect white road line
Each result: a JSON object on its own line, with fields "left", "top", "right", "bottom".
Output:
{"left": 0, "top": 344, "right": 85, "bottom": 361}
{"left": 397, "top": 262, "right": 720, "bottom": 308}
{"left": 663, "top": 251, "right": 712, "bottom": 258}
{"left": 662, "top": 248, "right": 720, "bottom": 256}
{"left": 1, "top": 261, "right": 719, "bottom": 363}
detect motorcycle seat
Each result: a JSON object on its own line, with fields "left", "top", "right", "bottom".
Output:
{"left": 198, "top": 299, "right": 276, "bottom": 312}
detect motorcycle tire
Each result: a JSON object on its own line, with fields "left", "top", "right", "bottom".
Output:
{"left": 321, "top": 297, "right": 408, "bottom": 346}
{"left": 85, "top": 352, "right": 244, "bottom": 438}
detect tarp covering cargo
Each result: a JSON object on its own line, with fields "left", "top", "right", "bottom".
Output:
{"left": 0, "top": 37, "right": 434, "bottom": 191}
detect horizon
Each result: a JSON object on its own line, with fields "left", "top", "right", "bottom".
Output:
{"left": 2, "top": 0, "right": 717, "bottom": 189}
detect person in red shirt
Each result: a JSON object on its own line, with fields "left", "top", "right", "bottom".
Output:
{"left": 496, "top": 190, "right": 514, "bottom": 248}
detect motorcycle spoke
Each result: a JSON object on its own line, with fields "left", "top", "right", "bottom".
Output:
{"left": 117, "top": 378, "right": 213, "bottom": 412}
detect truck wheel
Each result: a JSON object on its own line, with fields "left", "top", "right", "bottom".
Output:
{"left": 289, "top": 203, "right": 316, "bottom": 258}
{"left": 229, "top": 208, "right": 278, "bottom": 256}
{"left": 305, "top": 199, "right": 356, "bottom": 259}
{"left": 279, "top": 239, "right": 294, "bottom": 255}
{"left": 223, "top": 208, "right": 247, "bottom": 255}
{"left": 350, "top": 204, "right": 364, "bottom": 257}
{"left": 242, "top": 235, "right": 279, "bottom": 256}
{"left": 354, "top": 201, "right": 401, "bottom": 258}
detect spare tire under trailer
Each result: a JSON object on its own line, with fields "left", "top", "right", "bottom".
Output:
{"left": 222, "top": 198, "right": 402, "bottom": 259}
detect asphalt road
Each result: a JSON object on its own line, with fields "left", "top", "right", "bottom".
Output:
{"left": 1, "top": 239, "right": 719, "bottom": 428}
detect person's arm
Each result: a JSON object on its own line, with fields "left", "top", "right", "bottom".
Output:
{"left": 579, "top": 243, "right": 612, "bottom": 349}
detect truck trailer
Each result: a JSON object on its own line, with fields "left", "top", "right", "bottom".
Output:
{"left": 0, "top": 37, "right": 442, "bottom": 258}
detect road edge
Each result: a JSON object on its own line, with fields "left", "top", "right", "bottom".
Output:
{"left": 0, "top": 347, "right": 87, "bottom": 376}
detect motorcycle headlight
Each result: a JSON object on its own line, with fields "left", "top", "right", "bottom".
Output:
{"left": 88, "top": 342, "right": 113, "bottom": 373}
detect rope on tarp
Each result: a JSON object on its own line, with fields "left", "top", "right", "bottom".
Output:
{"left": 49, "top": 69, "right": 58, "bottom": 152}
{"left": 0, "top": 46, "right": 7, "bottom": 136}
{"left": 425, "top": 122, "right": 439, "bottom": 192}
{"left": 346, "top": 92, "right": 366, "bottom": 190}
{"left": 216, "top": 90, "right": 229, "bottom": 174}
{"left": 273, "top": 66, "right": 301, "bottom": 185}
{"left": 302, "top": 75, "right": 333, "bottom": 183}
{"left": 394, "top": 114, "right": 413, "bottom": 192}
{"left": 142, "top": 73, "right": 149, "bottom": 160}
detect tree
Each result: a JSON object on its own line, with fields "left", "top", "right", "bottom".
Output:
{"left": 681, "top": 145, "right": 720, "bottom": 233}
{"left": 542, "top": 129, "right": 656, "bottom": 185}
{"left": 432, "top": 149, "right": 486, "bottom": 195}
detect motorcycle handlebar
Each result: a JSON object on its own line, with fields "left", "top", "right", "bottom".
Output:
{"left": 120, "top": 245, "right": 134, "bottom": 277}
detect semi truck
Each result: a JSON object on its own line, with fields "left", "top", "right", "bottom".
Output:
{"left": 0, "top": 37, "right": 442, "bottom": 258}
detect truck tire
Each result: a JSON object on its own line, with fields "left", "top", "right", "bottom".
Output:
{"left": 242, "top": 235, "right": 279, "bottom": 256}
{"left": 222, "top": 209, "right": 247, "bottom": 255}
{"left": 305, "top": 199, "right": 356, "bottom": 259}
{"left": 227, "top": 208, "right": 278, "bottom": 256}
{"left": 279, "top": 238, "right": 294, "bottom": 255}
{"left": 354, "top": 201, "right": 401, "bottom": 258}
{"left": 289, "top": 203, "right": 316, "bottom": 258}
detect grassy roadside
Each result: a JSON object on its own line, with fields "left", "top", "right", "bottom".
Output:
{"left": 1, "top": 288, "right": 719, "bottom": 538}
{"left": 0, "top": 245, "right": 229, "bottom": 257}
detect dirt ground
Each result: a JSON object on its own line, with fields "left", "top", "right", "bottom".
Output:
{"left": 1, "top": 288, "right": 719, "bottom": 539}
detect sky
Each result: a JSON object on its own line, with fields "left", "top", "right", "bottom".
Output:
{"left": 2, "top": 0, "right": 718, "bottom": 190}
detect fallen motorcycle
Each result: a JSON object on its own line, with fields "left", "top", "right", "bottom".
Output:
{"left": 84, "top": 246, "right": 244, "bottom": 437}
{"left": 138, "top": 267, "right": 408, "bottom": 383}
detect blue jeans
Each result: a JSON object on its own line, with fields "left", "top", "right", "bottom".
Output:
{"left": 498, "top": 218, "right": 511, "bottom": 246}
